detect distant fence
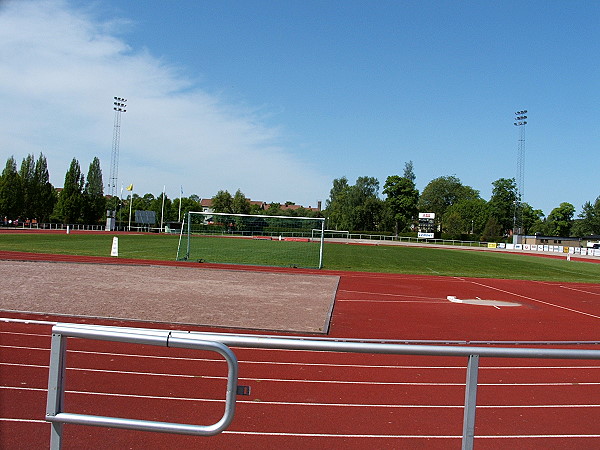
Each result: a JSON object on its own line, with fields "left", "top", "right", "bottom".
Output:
{"left": 0, "top": 223, "right": 162, "bottom": 233}
{"left": 338, "top": 233, "right": 600, "bottom": 257}
{"left": 1, "top": 223, "right": 105, "bottom": 231}
{"left": 346, "top": 233, "right": 487, "bottom": 247}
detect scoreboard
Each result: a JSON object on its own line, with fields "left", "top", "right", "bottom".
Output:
{"left": 418, "top": 212, "right": 436, "bottom": 238}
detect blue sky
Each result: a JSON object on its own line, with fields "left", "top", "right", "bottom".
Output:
{"left": 1, "top": 0, "right": 598, "bottom": 215}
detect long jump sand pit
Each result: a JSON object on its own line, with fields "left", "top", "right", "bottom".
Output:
{"left": 0, "top": 261, "right": 339, "bottom": 333}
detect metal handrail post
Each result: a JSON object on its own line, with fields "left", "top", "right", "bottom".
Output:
{"left": 462, "top": 354, "right": 479, "bottom": 450}
{"left": 46, "top": 332, "right": 68, "bottom": 450}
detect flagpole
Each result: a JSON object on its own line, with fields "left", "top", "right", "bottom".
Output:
{"left": 128, "top": 192, "right": 133, "bottom": 231}
{"left": 160, "top": 185, "right": 166, "bottom": 233}
{"left": 125, "top": 184, "right": 134, "bottom": 231}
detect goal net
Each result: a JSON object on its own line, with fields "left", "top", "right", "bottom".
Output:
{"left": 177, "top": 211, "right": 325, "bottom": 269}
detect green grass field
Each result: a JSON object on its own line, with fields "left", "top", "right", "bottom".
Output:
{"left": 1, "top": 232, "right": 599, "bottom": 283}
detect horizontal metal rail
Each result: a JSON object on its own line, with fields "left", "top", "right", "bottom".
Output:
{"left": 46, "top": 323, "right": 600, "bottom": 450}
{"left": 46, "top": 324, "right": 239, "bottom": 450}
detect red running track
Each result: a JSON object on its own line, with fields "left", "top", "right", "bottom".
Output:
{"left": 1, "top": 252, "right": 600, "bottom": 449}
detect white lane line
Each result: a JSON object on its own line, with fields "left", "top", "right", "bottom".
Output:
{"left": 338, "top": 290, "right": 443, "bottom": 300}
{"left": 462, "top": 279, "right": 600, "bottom": 319}
{"left": 0, "top": 417, "right": 47, "bottom": 423}
{"left": 3, "top": 362, "right": 600, "bottom": 386}
{"left": 0, "top": 418, "right": 598, "bottom": 440}
{"left": 559, "top": 285, "right": 600, "bottom": 296}
{"left": 0, "top": 331, "right": 49, "bottom": 338}
{"left": 3, "top": 386, "right": 599, "bottom": 409}
{"left": 223, "top": 431, "right": 600, "bottom": 439}
{"left": 337, "top": 299, "right": 442, "bottom": 303}
{"left": 3, "top": 347, "right": 600, "bottom": 370}
{"left": 0, "top": 317, "right": 57, "bottom": 326}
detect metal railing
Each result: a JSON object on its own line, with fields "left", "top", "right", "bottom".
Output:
{"left": 46, "top": 323, "right": 600, "bottom": 449}
{"left": 46, "top": 324, "right": 239, "bottom": 450}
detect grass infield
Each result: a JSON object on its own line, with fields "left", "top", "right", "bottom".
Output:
{"left": 1, "top": 232, "right": 599, "bottom": 283}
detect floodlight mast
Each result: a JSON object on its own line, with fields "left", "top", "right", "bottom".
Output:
{"left": 513, "top": 109, "right": 527, "bottom": 244}
{"left": 106, "top": 97, "right": 127, "bottom": 231}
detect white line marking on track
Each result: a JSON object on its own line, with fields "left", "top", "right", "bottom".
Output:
{"left": 3, "top": 386, "right": 599, "bottom": 409}
{"left": 337, "top": 299, "right": 442, "bottom": 303}
{"left": 5, "top": 362, "right": 600, "bottom": 386}
{"left": 559, "top": 285, "right": 600, "bottom": 296}
{"left": 3, "top": 347, "right": 600, "bottom": 370}
{"left": 222, "top": 430, "right": 600, "bottom": 439}
{"left": 460, "top": 279, "right": 600, "bottom": 319}
{"left": 0, "top": 418, "right": 598, "bottom": 440}
{"left": 0, "top": 417, "right": 47, "bottom": 423}
{"left": 338, "top": 290, "right": 442, "bottom": 300}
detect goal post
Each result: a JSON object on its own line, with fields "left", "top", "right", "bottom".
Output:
{"left": 177, "top": 211, "right": 325, "bottom": 269}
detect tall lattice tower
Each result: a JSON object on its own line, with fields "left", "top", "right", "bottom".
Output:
{"left": 513, "top": 109, "right": 527, "bottom": 240}
{"left": 106, "top": 97, "right": 127, "bottom": 230}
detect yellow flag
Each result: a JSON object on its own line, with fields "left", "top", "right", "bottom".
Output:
{"left": 125, "top": 184, "right": 134, "bottom": 191}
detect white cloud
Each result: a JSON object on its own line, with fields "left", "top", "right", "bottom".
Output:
{"left": 0, "top": 0, "right": 328, "bottom": 207}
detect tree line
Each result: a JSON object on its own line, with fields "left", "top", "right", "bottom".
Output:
{"left": 0, "top": 154, "right": 322, "bottom": 227}
{"left": 0, "top": 154, "right": 106, "bottom": 225}
{"left": 324, "top": 162, "right": 600, "bottom": 240}
{"left": 1, "top": 155, "right": 599, "bottom": 239}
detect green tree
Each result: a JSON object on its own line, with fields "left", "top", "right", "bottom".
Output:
{"left": 521, "top": 203, "right": 545, "bottom": 235}
{"left": 488, "top": 178, "right": 518, "bottom": 236}
{"left": 442, "top": 198, "right": 489, "bottom": 237}
{"left": 481, "top": 216, "right": 502, "bottom": 241}
{"left": 350, "top": 176, "right": 383, "bottom": 231}
{"left": 545, "top": 202, "right": 575, "bottom": 236}
{"left": 53, "top": 158, "right": 84, "bottom": 223}
{"left": 325, "top": 176, "right": 384, "bottom": 231}
{"left": 82, "top": 157, "right": 105, "bottom": 224}
{"left": 232, "top": 189, "right": 251, "bottom": 214}
{"left": 265, "top": 202, "right": 282, "bottom": 216}
{"left": 0, "top": 156, "right": 23, "bottom": 220}
{"left": 383, "top": 175, "right": 419, "bottom": 234}
{"left": 149, "top": 192, "right": 172, "bottom": 225}
{"left": 443, "top": 210, "right": 464, "bottom": 237}
{"left": 403, "top": 160, "right": 416, "bottom": 184}
{"left": 211, "top": 190, "right": 234, "bottom": 213}
{"left": 419, "top": 176, "right": 478, "bottom": 227}
{"left": 138, "top": 193, "right": 155, "bottom": 211}
{"left": 33, "top": 154, "right": 56, "bottom": 222}
{"left": 571, "top": 197, "right": 600, "bottom": 236}
{"left": 325, "top": 177, "right": 352, "bottom": 230}
{"left": 19, "top": 154, "right": 36, "bottom": 219}
{"left": 170, "top": 196, "right": 200, "bottom": 222}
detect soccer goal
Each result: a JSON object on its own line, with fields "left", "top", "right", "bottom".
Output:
{"left": 177, "top": 211, "right": 325, "bottom": 269}
{"left": 312, "top": 229, "right": 350, "bottom": 240}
